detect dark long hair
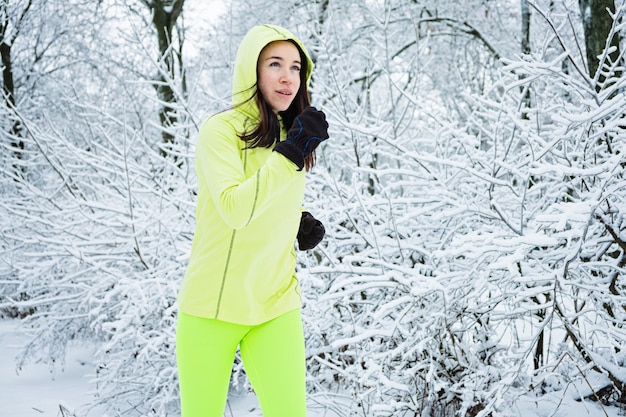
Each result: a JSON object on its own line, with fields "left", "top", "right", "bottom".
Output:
{"left": 239, "top": 41, "right": 315, "bottom": 171}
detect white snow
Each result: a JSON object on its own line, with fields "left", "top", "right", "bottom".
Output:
{"left": 0, "top": 319, "right": 106, "bottom": 417}
{"left": 2, "top": 315, "right": 623, "bottom": 417}
{"left": 0, "top": 318, "right": 339, "bottom": 417}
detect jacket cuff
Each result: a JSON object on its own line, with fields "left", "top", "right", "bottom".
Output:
{"left": 274, "top": 141, "right": 305, "bottom": 171}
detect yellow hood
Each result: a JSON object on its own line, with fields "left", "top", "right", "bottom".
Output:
{"left": 232, "top": 24, "right": 314, "bottom": 119}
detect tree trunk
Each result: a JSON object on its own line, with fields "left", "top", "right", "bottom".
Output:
{"left": 579, "top": 0, "right": 622, "bottom": 89}
{"left": 1, "top": 5, "right": 25, "bottom": 165}
{"left": 143, "top": 0, "right": 185, "bottom": 154}
{"left": 521, "top": 0, "right": 531, "bottom": 56}
{"left": 520, "top": 0, "right": 532, "bottom": 119}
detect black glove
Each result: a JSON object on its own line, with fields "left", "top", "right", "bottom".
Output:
{"left": 297, "top": 211, "right": 325, "bottom": 250}
{"left": 274, "top": 106, "right": 329, "bottom": 170}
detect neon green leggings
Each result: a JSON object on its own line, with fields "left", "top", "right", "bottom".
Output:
{"left": 176, "top": 309, "right": 306, "bottom": 417}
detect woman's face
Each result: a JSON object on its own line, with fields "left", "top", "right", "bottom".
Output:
{"left": 257, "top": 41, "right": 302, "bottom": 113}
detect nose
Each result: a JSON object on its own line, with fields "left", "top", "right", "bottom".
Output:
{"left": 280, "top": 69, "right": 294, "bottom": 85}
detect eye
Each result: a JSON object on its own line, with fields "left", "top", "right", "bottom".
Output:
{"left": 291, "top": 65, "right": 301, "bottom": 72}
{"left": 269, "top": 61, "right": 281, "bottom": 68}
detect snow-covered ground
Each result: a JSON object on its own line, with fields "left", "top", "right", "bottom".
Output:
{"left": 0, "top": 318, "right": 106, "bottom": 417}
{"left": 0, "top": 319, "right": 337, "bottom": 417}
{"left": 1, "top": 318, "right": 623, "bottom": 417}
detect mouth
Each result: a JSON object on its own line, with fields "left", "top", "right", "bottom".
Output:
{"left": 276, "top": 89, "right": 293, "bottom": 96}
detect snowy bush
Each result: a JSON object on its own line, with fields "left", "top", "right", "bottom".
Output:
{"left": 297, "top": 1, "right": 625, "bottom": 416}
{"left": 0, "top": 91, "right": 198, "bottom": 413}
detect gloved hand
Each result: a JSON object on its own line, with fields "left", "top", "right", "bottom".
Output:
{"left": 297, "top": 211, "right": 325, "bottom": 250}
{"left": 274, "top": 106, "right": 329, "bottom": 170}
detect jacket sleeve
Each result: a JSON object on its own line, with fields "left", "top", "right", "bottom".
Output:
{"left": 196, "top": 116, "right": 302, "bottom": 230}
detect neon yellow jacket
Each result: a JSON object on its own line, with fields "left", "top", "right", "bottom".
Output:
{"left": 177, "top": 25, "right": 314, "bottom": 325}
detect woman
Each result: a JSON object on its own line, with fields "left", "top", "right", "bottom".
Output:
{"left": 176, "top": 24, "right": 328, "bottom": 417}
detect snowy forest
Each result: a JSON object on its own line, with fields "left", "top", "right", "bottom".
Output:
{"left": 1, "top": 0, "right": 625, "bottom": 416}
